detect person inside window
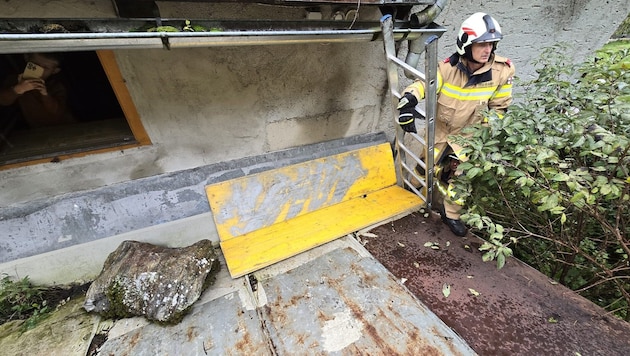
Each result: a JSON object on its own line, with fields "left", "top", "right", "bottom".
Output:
{"left": 0, "top": 52, "right": 75, "bottom": 128}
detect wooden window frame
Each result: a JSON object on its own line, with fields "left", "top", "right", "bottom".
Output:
{"left": 1, "top": 50, "right": 150, "bottom": 170}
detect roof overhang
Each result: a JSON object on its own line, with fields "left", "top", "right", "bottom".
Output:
{"left": 0, "top": 0, "right": 445, "bottom": 53}
{"left": 110, "top": 0, "right": 436, "bottom": 18}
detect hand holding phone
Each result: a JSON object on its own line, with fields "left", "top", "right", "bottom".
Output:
{"left": 13, "top": 62, "right": 47, "bottom": 95}
{"left": 22, "top": 62, "right": 44, "bottom": 80}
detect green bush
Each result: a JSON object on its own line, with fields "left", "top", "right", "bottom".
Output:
{"left": 612, "top": 13, "right": 630, "bottom": 38}
{"left": 452, "top": 42, "right": 630, "bottom": 320}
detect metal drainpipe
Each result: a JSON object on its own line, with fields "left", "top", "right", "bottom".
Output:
{"left": 404, "top": 0, "right": 448, "bottom": 78}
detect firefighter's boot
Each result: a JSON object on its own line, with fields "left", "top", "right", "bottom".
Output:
{"left": 439, "top": 205, "right": 467, "bottom": 237}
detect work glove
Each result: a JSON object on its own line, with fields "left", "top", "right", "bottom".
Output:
{"left": 397, "top": 92, "right": 419, "bottom": 133}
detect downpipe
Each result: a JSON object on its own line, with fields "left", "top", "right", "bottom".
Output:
{"left": 404, "top": 0, "right": 448, "bottom": 78}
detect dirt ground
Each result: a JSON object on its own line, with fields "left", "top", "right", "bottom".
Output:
{"left": 362, "top": 211, "right": 630, "bottom": 356}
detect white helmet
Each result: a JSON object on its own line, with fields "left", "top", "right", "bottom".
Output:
{"left": 456, "top": 12, "right": 503, "bottom": 56}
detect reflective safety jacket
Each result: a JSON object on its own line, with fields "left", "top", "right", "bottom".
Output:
{"left": 404, "top": 52, "right": 515, "bottom": 159}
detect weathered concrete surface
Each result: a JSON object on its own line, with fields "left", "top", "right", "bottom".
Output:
{"left": 363, "top": 212, "right": 630, "bottom": 355}
{"left": 0, "top": 297, "right": 99, "bottom": 356}
{"left": 260, "top": 245, "right": 469, "bottom": 354}
{"left": 0, "top": 133, "right": 386, "bottom": 264}
{"left": 6, "top": 214, "right": 628, "bottom": 355}
{"left": 0, "top": 212, "right": 219, "bottom": 285}
{"left": 414, "top": 0, "right": 630, "bottom": 82}
{"left": 84, "top": 240, "right": 220, "bottom": 323}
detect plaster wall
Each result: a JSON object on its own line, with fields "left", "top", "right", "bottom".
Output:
{"left": 424, "top": 0, "right": 630, "bottom": 82}
{"left": 0, "top": 1, "right": 392, "bottom": 205}
{"left": 1, "top": 0, "right": 628, "bottom": 203}
{"left": 1, "top": 0, "right": 627, "bottom": 203}
{"left": 0, "top": 0, "right": 628, "bottom": 283}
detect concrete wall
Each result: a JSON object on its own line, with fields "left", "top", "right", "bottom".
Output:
{"left": 1, "top": 0, "right": 628, "bottom": 284}
{"left": 0, "top": 1, "right": 391, "bottom": 204}
{"left": 427, "top": 0, "right": 630, "bottom": 81}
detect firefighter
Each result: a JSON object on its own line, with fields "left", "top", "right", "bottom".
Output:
{"left": 397, "top": 12, "right": 515, "bottom": 237}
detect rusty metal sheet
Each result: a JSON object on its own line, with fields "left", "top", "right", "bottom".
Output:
{"left": 96, "top": 289, "right": 270, "bottom": 355}
{"left": 364, "top": 213, "right": 630, "bottom": 355}
{"left": 259, "top": 246, "right": 475, "bottom": 355}
{"left": 92, "top": 241, "right": 474, "bottom": 355}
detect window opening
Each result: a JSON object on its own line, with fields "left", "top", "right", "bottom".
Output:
{"left": 0, "top": 50, "right": 149, "bottom": 167}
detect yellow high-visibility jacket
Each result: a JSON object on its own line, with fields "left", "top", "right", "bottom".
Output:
{"left": 404, "top": 53, "right": 515, "bottom": 159}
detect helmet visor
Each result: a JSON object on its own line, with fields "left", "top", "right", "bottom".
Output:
{"left": 473, "top": 31, "right": 502, "bottom": 43}
{"left": 473, "top": 14, "right": 502, "bottom": 43}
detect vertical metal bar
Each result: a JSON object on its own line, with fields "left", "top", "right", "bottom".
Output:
{"left": 424, "top": 35, "right": 439, "bottom": 212}
{"left": 380, "top": 15, "right": 441, "bottom": 213}
{"left": 379, "top": 15, "right": 405, "bottom": 187}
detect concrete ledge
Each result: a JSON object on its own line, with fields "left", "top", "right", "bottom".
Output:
{"left": 1, "top": 132, "right": 388, "bottom": 264}
{"left": 0, "top": 212, "right": 218, "bottom": 285}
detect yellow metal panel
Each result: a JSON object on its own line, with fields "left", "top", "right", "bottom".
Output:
{"left": 220, "top": 186, "right": 422, "bottom": 278}
{"left": 206, "top": 143, "right": 397, "bottom": 241}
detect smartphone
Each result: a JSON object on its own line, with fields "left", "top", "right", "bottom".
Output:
{"left": 22, "top": 62, "right": 44, "bottom": 79}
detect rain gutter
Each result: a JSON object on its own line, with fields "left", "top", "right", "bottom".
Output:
{"left": 0, "top": 25, "right": 445, "bottom": 53}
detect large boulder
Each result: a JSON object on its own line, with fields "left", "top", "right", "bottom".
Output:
{"left": 83, "top": 239, "right": 220, "bottom": 323}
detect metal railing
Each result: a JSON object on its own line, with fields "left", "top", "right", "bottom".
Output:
{"left": 380, "top": 15, "right": 440, "bottom": 211}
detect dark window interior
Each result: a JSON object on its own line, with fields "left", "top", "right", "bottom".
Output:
{"left": 0, "top": 51, "right": 137, "bottom": 166}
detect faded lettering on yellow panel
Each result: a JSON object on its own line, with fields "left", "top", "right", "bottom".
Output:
{"left": 205, "top": 143, "right": 397, "bottom": 241}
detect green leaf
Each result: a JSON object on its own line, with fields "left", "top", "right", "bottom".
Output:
{"left": 490, "top": 232, "right": 503, "bottom": 242}
{"left": 496, "top": 165, "right": 506, "bottom": 176}
{"left": 442, "top": 283, "right": 451, "bottom": 298}
{"left": 552, "top": 173, "right": 570, "bottom": 182}
{"left": 497, "top": 253, "right": 506, "bottom": 269}
{"left": 508, "top": 170, "right": 525, "bottom": 178}
{"left": 571, "top": 136, "right": 585, "bottom": 148}
{"left": 466, "top": 167, "right": 483, "bottom": 179}
{"left": 482, "top": 251, "right": 494, "bottom": 262}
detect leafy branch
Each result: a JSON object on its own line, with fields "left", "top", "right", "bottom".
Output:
{"left": 449, "top": 42, "right": 630, "bottom": 320}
